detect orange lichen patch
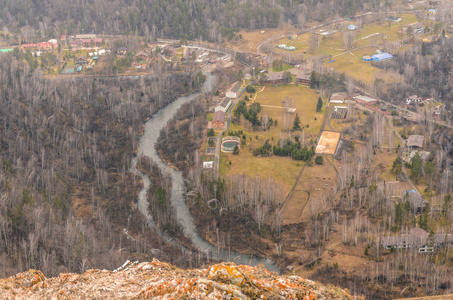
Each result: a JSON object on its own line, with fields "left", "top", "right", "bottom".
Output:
{"left": 207, "top": 263, "right": 245, "bottom": 285}
{"left": 11, "top": 270, "right": 46, "bottom": 289}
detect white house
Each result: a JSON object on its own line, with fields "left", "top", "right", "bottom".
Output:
{"left": 215, "top": 97, "right": 232, "bottom": 113}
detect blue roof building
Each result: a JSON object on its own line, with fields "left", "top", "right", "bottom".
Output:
{"left": 348, "top": 24, "right": 358, "bottom": 30}
{"left": 371, "top": 53, "right": 393, "bottom": 61}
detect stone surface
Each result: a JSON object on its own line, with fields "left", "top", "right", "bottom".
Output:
{"left": 0, "top": 259, "right": 360, "bottom": 299}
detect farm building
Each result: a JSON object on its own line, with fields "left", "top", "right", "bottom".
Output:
{"left": 215, "top": 97, "right": 232, "bottom": 113}
{"left": 329, "top": 93, "right": 348, "bottom": 104}
{"left": 221, "top": 136, "right": 241, "bottom": 152}
{"left": 407, "top": 135, "right": 424, "bottom": 149}
{"left": 363, "top": 55, "right": 372, "bottom": 61}
{"left": 296, "top": 72, "right": 311, "bottom": 85}
{"left": 348, "top": 24, "right": 358, "bottom": 30}
{"left": 260, "top": 71, "right": 284, "bottom": 85}
{"left": 354, "top": 95, "right": 379, "bottom": 105}
{"left": 371, "top": 53, "right": 393, "bottom": 62}
{"left": 212, "top": 111, "right": 226, "bottom": 128}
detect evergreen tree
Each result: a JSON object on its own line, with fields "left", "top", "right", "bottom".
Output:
{"left": 310, "top": 71, "right": 316, "bottom": 89}
{"left": 282, "top": 71, "right": 292, "bottom": 83}
{"left": 391, "top": 157, "right": 403, "bottom": 180}
{"left": 315, "top": 155, "right": 324, "bottom": 165}
{"left": 232, "top": 145, "right": 239, "bottom": 155}
{"left": 316, "top": 96, "right": 323, "bottom": 112}
{"left": 293, "top": 113, "right": 301, "bottom": 131}
{"left": 410, "top": 153, "right": 423, "bottom": 184}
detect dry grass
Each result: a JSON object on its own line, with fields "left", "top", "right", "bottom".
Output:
{"left": 253, "top": 84, "right": 325, "bottom": 136}
{"left": 219, "top": 148, "right": 302, "bottom": 195}
{"left": 281, "top": 155, "right": 339, "bottom": 224}
{"left": 219, "top": 84, "right": 325, "bottom": 196}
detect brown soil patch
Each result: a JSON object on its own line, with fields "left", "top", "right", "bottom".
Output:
{"left": 316, "top": 131, "right": 341, "bottom": 155}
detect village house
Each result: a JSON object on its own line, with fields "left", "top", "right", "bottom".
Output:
{"left": 135, "top": 51, "right": 149, "bottom": 61}
{"left": 215, "top": 97, "right": 232, "bottom": 113}
{"left": 296, "top": 72, "right": 311, "bottom": 85}
{"left": 405, "top": 95, "right": 422, "bottom": 105}
{"left": 260, "top": 71, "right": 284, "bottom": 85}
{"left": 407, "top": 135, "right": 424, "bottom": 150}
{"left": 212, "top": 110, "right": 226, "bottom": 129}
{"left": 403, "top": 189, "right": 428, "bottom": 213}
{"left": 382, "top": 227, "right": 453, "bottom": 253}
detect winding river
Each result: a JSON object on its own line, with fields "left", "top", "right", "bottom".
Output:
{"left": 130, "top": 72, "right": 279, "bottom": 273}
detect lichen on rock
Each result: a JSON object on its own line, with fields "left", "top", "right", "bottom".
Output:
{"left": 0, "top": 259, "right": 361, "bottom": 299}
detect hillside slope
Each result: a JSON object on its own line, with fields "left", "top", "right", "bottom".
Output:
{"left": 0, "top": 259, "right": 359, "bottom": 299}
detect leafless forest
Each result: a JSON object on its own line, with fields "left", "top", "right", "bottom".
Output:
{"left": 0, "top": 53, "right": 205, "bottom": 277}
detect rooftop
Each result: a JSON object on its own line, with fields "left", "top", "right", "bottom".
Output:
{"left": 296, "top": 72, "right": 310, "bottom": 81}
{"left": 407, "top": 135, "right": 424, "bottom": 148}
{"left": 355, "top": 95, "right": 378, "bottom": 102}
{"left": 220, "top": 97, "right": 232, "bottom": 108}
{"left": 264, "top": 71, "right": 284, "bottom": 81}
{"left": 212, "top": 110, "right": 225, "bottom": 123}
{"left": 330, "top": 92, "right": 348, "bottom": 101}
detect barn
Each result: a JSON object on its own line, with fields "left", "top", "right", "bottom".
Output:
{"left": 371, "top": 53, "right": 393, "bottom": 62}
{"left": 212, "top": 111, "right": 225, "bottom": 128}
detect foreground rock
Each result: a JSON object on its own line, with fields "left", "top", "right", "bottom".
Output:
{"left": 0, "top": 259, "right": 359, "bottom": 299}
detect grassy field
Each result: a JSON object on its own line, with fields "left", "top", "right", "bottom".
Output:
{"left": 281, "top": 155, "right": 339, "bottom": 224}
{"left": 219, "top": 83, "right": 327, "bottom": 196}
{"left": 270, "top": 13, "right": 428, "bottom": 84}
{"left": 219, "top": 149, "right": 303, "bottom": 195}
{"left": 251, "top": 84, "right": 325, "bottom": 136}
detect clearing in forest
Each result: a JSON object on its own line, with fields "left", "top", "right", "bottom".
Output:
{"left": 219, "top": 84, "right": 326, "bottom": 196}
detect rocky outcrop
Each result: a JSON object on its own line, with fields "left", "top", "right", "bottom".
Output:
{"left": 0, "top": 259, "right": 359, "bottom": 299}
